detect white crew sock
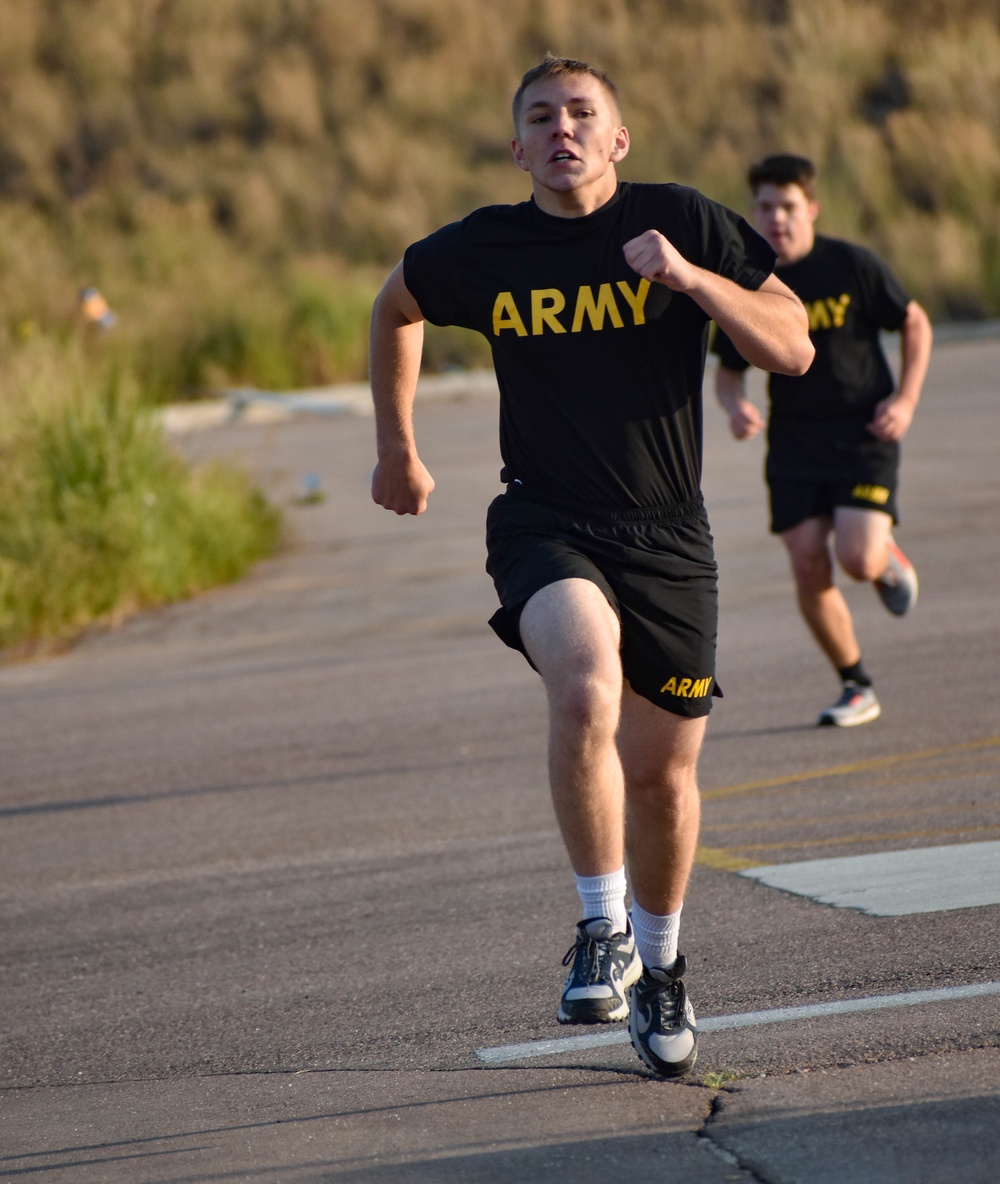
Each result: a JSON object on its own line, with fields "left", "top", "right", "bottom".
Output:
{"left": 630, "top": 901, "right": 683, "bottom": 970}
{"left": 574, "top": 867, "right": 628, "bottom": 933}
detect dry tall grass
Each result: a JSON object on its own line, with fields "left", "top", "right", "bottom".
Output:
{"left": 1, "top": 0, "right": 998, "bottom": 391}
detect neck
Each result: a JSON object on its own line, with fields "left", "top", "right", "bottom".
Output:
{"left": 778, "top": 233, "right": 816, "bottom": 265}
{"left": 532, "top": 173, "right": 618, "bottom": 219}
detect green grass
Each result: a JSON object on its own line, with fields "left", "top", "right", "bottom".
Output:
{"left": 700, "top": 1069, "right": 745, "bottom": 1089}
{"left": 0, "top": 359, "right": 280, "bottom": 654}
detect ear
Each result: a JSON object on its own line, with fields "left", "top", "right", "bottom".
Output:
{"left": 808, "top": 199, "right": 820, "bottom": 224}
{"left": 609, "top": 125, "right": 630, "bottom": 163}
{"left": 511, "top": 136, "right": 530, "bottom": 172}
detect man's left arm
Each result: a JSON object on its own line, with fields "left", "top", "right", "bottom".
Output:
{"left": 867, "top": 300, "right": 933, "bottom": 442}
{"left": 623, "top": 229, "right": 814, "bottom": 376}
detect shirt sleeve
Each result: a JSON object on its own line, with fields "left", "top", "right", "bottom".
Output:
{"left": 402, "top": 220, "right": 470, "bottom": 328}
{"left": 681, "top": 186, "right": 777, "bottom": 292}
{"left": 853, "top": 245, "right": 911, "bottom": 331}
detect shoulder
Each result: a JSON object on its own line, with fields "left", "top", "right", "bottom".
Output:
{"left": 816, "top": 234, "right": 887, "bottom": 272}
{"left": 619, "top": 181, "right": 749, "bottom": 239}
{"left": 413, "top": 201, "right": 534, "bottom": 249}
{"left": 619, "top": 181, "right": 713, "bottom": 213}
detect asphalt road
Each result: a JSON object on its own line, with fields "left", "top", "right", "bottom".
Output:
{"left": 2, "top": 334, "right": 999, "bottom": 1182}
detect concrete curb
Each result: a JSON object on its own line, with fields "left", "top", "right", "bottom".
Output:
{"left": 160, "top": 319, "right": 999, "bottom": 435}
{"left": 161, "top": 368, "right": 499, "bottom": 434}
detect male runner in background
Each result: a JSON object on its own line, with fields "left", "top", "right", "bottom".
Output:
{"left": 713, "top": 153, "right": 932, "bottom": 727}
{"left": 370, "top": 60, "right": 812, "bottom": 1076}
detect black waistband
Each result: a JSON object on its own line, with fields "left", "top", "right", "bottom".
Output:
{"left": 504, "top": 482, "right": 705, "bottom": 525}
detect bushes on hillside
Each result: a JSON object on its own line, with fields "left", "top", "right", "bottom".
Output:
{"left": 0, "top": 0, "right": 998, "bottom": 394}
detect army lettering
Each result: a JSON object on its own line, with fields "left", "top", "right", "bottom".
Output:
{"left": 805, "top": 293, "right": 851, "bottom": 331}
{"left": 492, "top": 278, "right": 651, "bottom": 337}
{"left": 660, "top": 676, "right": 713, "bottom": 699}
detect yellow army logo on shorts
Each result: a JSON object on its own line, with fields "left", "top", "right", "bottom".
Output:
{"left": 852, "top": 483, "right": 891, "bottom": 505}
{"left": 660, "top": 676, "right": 713, "bottom": 699}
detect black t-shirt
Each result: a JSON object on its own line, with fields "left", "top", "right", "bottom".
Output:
{"left": 404, "top": 181, "right": 775, "bottom": 509}
{"left": 712, "top": 234, "right": 911, "bottom": 480}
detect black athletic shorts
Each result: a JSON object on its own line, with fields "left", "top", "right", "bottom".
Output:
{"left": 768, "top": 474, "right": 899, "bottom": 535}
{"left": 484, "top": 490, "right": 721, "bottom": 718}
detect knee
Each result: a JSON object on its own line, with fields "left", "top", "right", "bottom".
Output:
{"left": 625, "top": 758, "right": 699, "bottom": 811}
{"left": 548, "top": 665, "right": 621, "bottom": 737}
{"left": 837, "top": 541, "right": 885, "bottom": 582}
{"left": 789, "top": 549, "right": 834, "bottom": 594}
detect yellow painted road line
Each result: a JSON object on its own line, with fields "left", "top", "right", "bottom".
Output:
{"left": 696, "top": 844, "right": 761, "bottom": 871}
{"left": 701, "top": 735, "right": 1000, "bottom": 802}
{"left": 718, "top": 822, "right": 1000, "bottom": 859}
{"left": 701, "top": 800, "right": 996, "bottom": 835}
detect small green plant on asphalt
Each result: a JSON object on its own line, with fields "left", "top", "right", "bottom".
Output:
{"left": 701, "top": 1069, "right": 744, "bottom": 1089}
{"left": 0, "top": 355, "right": 280, "bottom": 655}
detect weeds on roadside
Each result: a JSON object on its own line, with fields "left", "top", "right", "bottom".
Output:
{"left": 701, "top": 1070, "right": 745, "bottom": 1089}
{"left": 0, "top": 352, "right": 280, "bottom": 655}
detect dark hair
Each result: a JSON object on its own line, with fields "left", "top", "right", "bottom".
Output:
{"left": 512, "top": 56, "right": 621, "bottom": 129}
{"left": 748, "top": 154, "right": 818, "bottom": 199}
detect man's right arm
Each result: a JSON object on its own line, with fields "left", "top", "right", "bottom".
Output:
{"left": 369, "top": 261, "right": 436, "bottom": 515}
{"left": 715, "top": 363, "right": 766, "bottom": 441}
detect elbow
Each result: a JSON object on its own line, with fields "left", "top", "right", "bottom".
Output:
{"left": 775, "top": 298, "right": 816, "bottom": 375}
{"left": 766, "top": 337, "right": 814, "bottom": 377}
{"left": 786, "top": 338, "right": 816, "bottom": 376}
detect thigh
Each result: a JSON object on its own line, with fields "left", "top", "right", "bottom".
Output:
{"left": 485, "top": 494, "right": 617, "bottom": 660}
{"left": 833, "top": 505, "right": 893, "bottom": 571}
{"left": 780, "top": 514, "right": 834, "bottom": 566}
{"left": 518, "top": 577, "right": 622, "bottom": 688}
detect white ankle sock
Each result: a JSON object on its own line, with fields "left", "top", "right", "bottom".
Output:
{"left": 574, "top": 867, "right": 628, "bottom": 933}
{"left": 631, "top": 901, "right": 682, "bottom": 970}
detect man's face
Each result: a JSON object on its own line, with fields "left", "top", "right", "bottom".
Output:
{"left": 511, "top": 73, "right": 629, "bottom": 206}
{"left": 751, "top": 182, "right": 819, "bottom": 264}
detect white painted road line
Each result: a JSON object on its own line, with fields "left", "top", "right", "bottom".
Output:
{"left": 740, "top": 840, "right": 1000, "bottom": 916}
{"left": 475, "top": 980, "right": 1000, "bottom": 1064}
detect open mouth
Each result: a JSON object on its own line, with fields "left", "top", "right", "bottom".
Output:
{"left": 550, "top": 151, "right": 577, "bottom": 163}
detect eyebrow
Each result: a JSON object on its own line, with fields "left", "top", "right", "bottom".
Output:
{"left": 524, "top": 95, "right": 596, "bottom": 112}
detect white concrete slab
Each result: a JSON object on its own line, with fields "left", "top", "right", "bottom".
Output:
{"left": 739, "top": 840, "right": 1000, "bottom": 915}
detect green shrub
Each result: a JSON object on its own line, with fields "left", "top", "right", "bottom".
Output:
{"left": 0, "top": 363, "right": 280, "bottom": 653}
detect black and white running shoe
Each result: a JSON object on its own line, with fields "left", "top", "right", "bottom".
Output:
{"left": 557, "top": 917, "right": 642, "bottom": 1025}
{"left": 629, "top": 954, "right": 698, "bottom": 1077}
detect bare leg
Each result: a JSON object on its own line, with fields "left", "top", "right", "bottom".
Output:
{"left": 617, "top": 686, "right": 705, "bottom": 915}
{"left": 518, "top": 578, "right": 626, "bottom": 877}
{"left": 833, "top": 506, "right": 894, "bottom": 582}
{"left": 780, "top": 516, "right": 861, "bottom": 671}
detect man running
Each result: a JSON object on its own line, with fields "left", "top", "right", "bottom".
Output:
{"left": 370, "top": 60, "right": 812, "bottom": 1075}
{"left": 713, "top": 153, "right": 932, "bottom": 727}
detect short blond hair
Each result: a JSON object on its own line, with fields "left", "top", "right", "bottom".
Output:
{"left": 512, "top": 57, "right": 622, "bottom": 130}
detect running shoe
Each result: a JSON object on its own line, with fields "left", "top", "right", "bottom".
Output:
{"left": 557, "top": 917, "right": 642, "bottom": 1025}
{"left": 874, "top": 538, "right": 918, "bottom": 616}
{"left": 817, "top": 682, "right": 881, "bottom": 727}
{"left": 629, "top": 955, "right": 698, "bottom": 1078}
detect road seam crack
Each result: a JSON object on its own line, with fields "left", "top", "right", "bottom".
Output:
{"left": 698, "top": 1089, "right": 773, "bottom": 1183}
